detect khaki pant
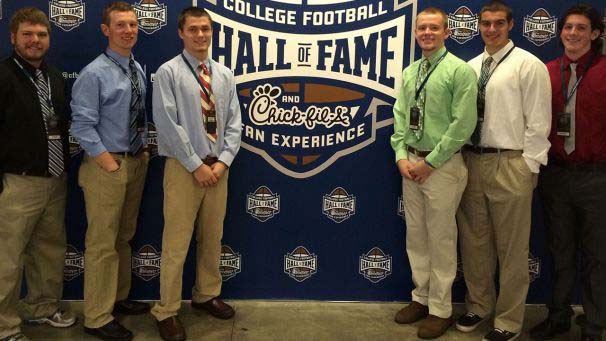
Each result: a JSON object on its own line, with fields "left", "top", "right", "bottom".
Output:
{"left": 0, "top": 174, "right": 67, "bottom": 339}
{"left": 78, "top": 153, "right": 148, "bottom": 328}
{"left": 151, "top": 158, "right": 228, "bottom": 321}
{"left": 457, "top": 150, "right": 536, "bottom": 332}
{"left": 404, "top": 153, "right": 467, "bottom": 318}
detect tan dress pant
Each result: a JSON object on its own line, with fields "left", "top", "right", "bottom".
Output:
{"left": 0, "top": 174, "right": 67, "bottom": 338}
{"left": 457, "top": 150, "right": 536, "bottom": 332}
{"left": 404, "top": 153, "right": 467, "bottom": 318}
{"left": 78, "top": 153, "right": 148, "bottom": 328}
{"left": 151, "top": 158, "right": 228, "bottom": 321}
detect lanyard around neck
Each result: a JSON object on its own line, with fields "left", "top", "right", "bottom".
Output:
{"left": 415, "top": 50, "right": 448, "bottom": 101}
{"left": 103, "top": 52, "right": 142, "bottom": 96}
{"left": 13, "top": 57, "right": 54, "bottom": 108}
{"left": 478, "top": 45, "right": 515, "bottom": 90}
{"left": 181, "top": 53, "right": 212, "bottom": 99}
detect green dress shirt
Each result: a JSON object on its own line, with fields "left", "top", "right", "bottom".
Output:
{"left": 391, "top": 47, "right": 478, "bottom": 168}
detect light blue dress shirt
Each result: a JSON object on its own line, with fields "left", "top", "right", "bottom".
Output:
{"left": 70, "top": 48, "right": 148, "bottom": 157}
{"left": 152, "top": 49, "right": 242, "bottom": 172}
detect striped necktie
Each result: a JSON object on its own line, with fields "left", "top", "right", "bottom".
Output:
{"left": 129, "top": 59, "right": 143, "bottom": 154}
{"left": 199, "top": 63, "right": 217, "bottom": 143}
{"left": 471, "top": 56, "right": 493, "bottom": 145}
{"left": 34, "top": 69, "right": 64, "bottom": 177}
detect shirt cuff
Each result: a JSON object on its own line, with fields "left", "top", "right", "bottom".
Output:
{"left": 395, "top": 148, "right": 408, "bottom": 163}
{"left": 182, "top": 154, "right": 204, "bottom": 173}
{"left": 524, "top": 157, "right": 540, "bottom": 173}
{"left": 85, "top": 142, "right": 107, "bottom": 158}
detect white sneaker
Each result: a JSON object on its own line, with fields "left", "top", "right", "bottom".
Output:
{"left": 25, "top": 309, "right": 77, "bottom": 328}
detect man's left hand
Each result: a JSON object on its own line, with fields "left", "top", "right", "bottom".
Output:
{"left": 211, "top": 161, "right": 227, "bottom": 180}
{"left": 410, "top": 160, "right": 433, "bottom": 184}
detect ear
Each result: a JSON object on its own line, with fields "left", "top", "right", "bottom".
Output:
{"left": 508, "top": 19, "right": 514, "bottom": 32}
{"left": 178, "top": 28, "right": 184, "bottom": 40}
{"left": 10, "top": 32, "right": 16, "bottom": 45}
{"left": 101, "top": 23, "right": 110, "bottom": 38}
{"left": 590, "top": 29, "right": 600, "bottom": 41}
{"left": 444, "top": 27, "right": 451, "bottom": 39}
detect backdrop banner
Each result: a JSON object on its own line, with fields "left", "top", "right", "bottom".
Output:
{"left": 1, "top": 0, "right": 605, "bottom": 302}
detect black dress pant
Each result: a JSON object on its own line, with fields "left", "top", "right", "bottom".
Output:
{"left": 539, "top": 163, "right": 606, "bottom": 335}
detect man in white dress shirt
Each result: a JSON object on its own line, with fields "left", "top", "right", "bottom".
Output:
{"left": 455, "top": 1, "right": 551, "bottom": 340}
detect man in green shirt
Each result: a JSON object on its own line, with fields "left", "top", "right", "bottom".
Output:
{"left": 391, "top": 7, "right": 477, "bottom": 339}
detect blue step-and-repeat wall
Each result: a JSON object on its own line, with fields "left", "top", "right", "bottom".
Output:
{"left": 1, "top": 0, "right": 605, "bottom": 302}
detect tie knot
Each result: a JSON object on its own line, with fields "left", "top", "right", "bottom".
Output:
{"left": 35, "top": 69, "right": 44, "bottom": 80}
{"left": 200, "top": 63, "right": 209, "bottom": 75}
{"left": 483, "top": 57, "right": 493, "bottom": 67}
{"left": 570, "top": 63, "right": 577, "bottom": 72}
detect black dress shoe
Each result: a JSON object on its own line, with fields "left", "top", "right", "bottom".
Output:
{"left": 112, "top": 299, "right": 150, "bottom": 315}
{"left": 581, "top": 334, "right": 603, "bottom": 341}
{"left": 191, "top": 297, "right": 235, "bottom": 319}
{"left": 530, "top": 317, "right": 570, "bottom": 339}
{"left": 84, "top": 319, "right": 133, "bottom": 340}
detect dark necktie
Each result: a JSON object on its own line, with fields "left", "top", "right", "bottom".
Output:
{"left": 471, "top": 56, "right": 493, "bottom": 145}
{"left": 564, "top": 63, "right": 577, "bottom": 154}
{"left": 129, "top": 59, "right": 143, "bottom": 154}
{"left": 413, "top": 59, "right": 430, "bottom": 140}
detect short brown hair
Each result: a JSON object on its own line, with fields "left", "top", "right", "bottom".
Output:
{"left": 102, "top": 1, "right": 136, "bottom": 26}
{"left": 480, "top": 0, "right": 513, "bottom": 22}
{"left": 178, "top": 7, "right": 213, "bottom": 31}
{"left": 10, "top": 7, "right": 51, "bottom": 35}
{"left": 416, "top": 7, "right": 449, "bottom": 29}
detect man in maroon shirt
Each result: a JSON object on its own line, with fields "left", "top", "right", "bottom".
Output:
{"left": 531, "top": 4, "right": 606, "bottom": 341}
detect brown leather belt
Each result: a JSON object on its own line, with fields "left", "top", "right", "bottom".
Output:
{"left": 203, "top": 156, "right": 218, "bottom": 166}
{"left": 407, "top": 146, "right": 431, "bottom": 157}
{"left": 111, "top": 150, "right": 143, "bottom": 158}
{"left": 464, "top": 145, "right": 514, "bottom": 154}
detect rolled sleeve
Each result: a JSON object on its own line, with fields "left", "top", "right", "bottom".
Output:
{"left": 70, "top": 70, "right": 106, "bottom": 157}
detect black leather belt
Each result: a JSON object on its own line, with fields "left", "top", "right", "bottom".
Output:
{"left": 464, "top": 145, "right": 514, "bottom": 154}
{"left": 110, "top": 150, "right": 143, "bottom": 158}
{"left": 203, "top": 156, "right": 219, "bottom": 166}
{"left": 407, "top": 146, "right": 431, "bottom": 157}
{"left": 5, "top": 169, "right": 55, "bottom": 177}
{"left": 550, "top": 158, "right": 606, "bottom": 172}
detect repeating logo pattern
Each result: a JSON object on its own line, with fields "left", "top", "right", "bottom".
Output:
{"left": 49, "top": 0, "right": 86, "bottom": 32}
{"left": 524, "top": 8, "right": 557, "bottom": 46}
{"left": 146, "top": 122, "right": 159, "bottom": 158}
{"left": 220, "top": 245, "right": 242, "bottom": 281}
{"left": 284, "top": 246, "right": 317, "bottom": 282}
{"left": 132, "top": 245, "right": 161, "bottom": 281}
{"left": 359, "top": 247, "right": 392, "bottom": 283}
{"left": 529, "top": 252, "right": 541, "bottom": 283}
{"left": 133, "top": 0, "right": 166, "bottom": 35}
{"left": 247, "top": 186, "right": 280, "bottom": 222}
{"left": 448, "top": 6, "right": 479, "bottom": 44}
{"left": 206, "top": 1, "right": 414, "bottom": 178}
{"left": 323, "top": 187, "right": 356, "bottom": 223}
{"left": 64, "top": 244, "right": 84, "bottom": 281}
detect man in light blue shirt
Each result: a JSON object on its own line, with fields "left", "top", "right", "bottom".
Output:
{"left": 150, "top": 7, "right": 242, "bottom": 341}
{"left": 70, "top": 2, "right": 150, "bottom": 340}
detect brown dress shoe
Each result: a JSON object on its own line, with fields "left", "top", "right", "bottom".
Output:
{"left": 394, "top": 301, "right": 429, "bottom": 324}
{"left": 157, "top": 316, "right": 186, "bottom": 341}
{"left": 191, "top": 298, "right": 235, "bottom": 319}
{"left": 417, "top": 315, "right": 452, "bottom": 339}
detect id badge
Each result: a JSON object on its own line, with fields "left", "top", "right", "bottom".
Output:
{"left": 47, "top": 118, "right": 62, "bottom": 136}
{"left": 556, "top": 112, "right": 571, "bottom": 136}
{"left": 48, "top": 134, "right": 61, "bottom": 141}
{"left": 206, "top": 109, "right": 217, "bottom": 134}
{"left": 409, "top": 106, "right": 420, "bottom": 130}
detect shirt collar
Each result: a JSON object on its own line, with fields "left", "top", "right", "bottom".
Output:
{"left": 562, "top": 50, "right": 595, "bottom": 70}
{"left": 182, "top": 49, "right": 212, "bottom": 73}
{"left": 422, "top": 46, "right": 447, "bottom": 65}
{"left": 105, "top": 47, "right": 132, "bottom": 69}
{"left": 483, "top": 40, "right": 514, "bottom": 63}
{"left": 12, "top": 51, "right": 46, "bottom": 77}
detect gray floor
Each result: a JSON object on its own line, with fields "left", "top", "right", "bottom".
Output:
{"left": 22, "top": 301, "right": 591, "bottom": 340}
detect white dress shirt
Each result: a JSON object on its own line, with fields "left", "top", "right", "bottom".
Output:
{"left": 468, "top": 40, "right": 551, "bottom": 173}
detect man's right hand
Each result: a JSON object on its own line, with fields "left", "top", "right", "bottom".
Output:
{"left": 94, "top": 152, "right": 120, "bottom": 172}
{"left": 193, "top": 164, "right": 218, "bottom": 187}
{"left": 397, "top": 159, "right": 414, "bottom": 180}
